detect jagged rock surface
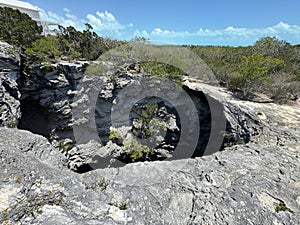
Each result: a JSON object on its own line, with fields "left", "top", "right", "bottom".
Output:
{"left": 0, "top": 42, "right": 21, "bottom": 127}
{"left": 0, "top": 128, "right": 299, "bottom": 224}
{"left": 0, "top": 42, "right": 299, "bottom": 224}
{"left": 18, "top": 60, "right": 88, "bottom": 142}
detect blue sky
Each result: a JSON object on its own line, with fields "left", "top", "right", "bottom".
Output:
{"left": 28, "top": 0, "right": 300, "bottom": 46}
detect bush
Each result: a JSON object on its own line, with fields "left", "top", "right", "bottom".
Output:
{"left": 0, "top": 7, "right": 42, "bottom": 49}
{"left": 228, "top": 53, "right": 284, "bottom": 95}
{"left": 25, "top": 36, "right": 62, "bottom": 62}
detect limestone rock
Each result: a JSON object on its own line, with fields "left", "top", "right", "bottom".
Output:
{"left": 18, "top": 61, "right": 88, "bottom": 141}
{"left": 0, "top": 42, "right": 21, "bottom": 127}
{"left": 0, "top": 128, "right": 299, "bottom": 224}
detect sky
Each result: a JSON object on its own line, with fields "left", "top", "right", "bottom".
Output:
{"left": 27, "top": 0, "right": 300, "bottom": 46}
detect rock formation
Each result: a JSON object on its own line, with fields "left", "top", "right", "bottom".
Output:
{"left": 0, "top": 42, "right": 21, "bottom": 127}
{"left": 0, "top": 41, "right": 299, "bottom": 224}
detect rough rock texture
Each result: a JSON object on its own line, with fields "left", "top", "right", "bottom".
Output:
{"left": 0, "top": 128, "right": 68, "bottom": 169}
{"left": 0, "top": 42, "right": 21, "bottom": 127}
{"left": 0, "top": 45, "right": 259, "bottom": 170}
{"left": 18, "top": 61, "right": 88, "bottom": 142}
{"left": 0, "top": 128, "right": 299, "bottom": 224}
{"left": 1, "top": 71, "right": 300, "bottom": 224}
{"left": 0, "top": 42, "right": 299, "bottom": 224}
{"left": 67, "top": 70, "right": 261, "bottom": 170}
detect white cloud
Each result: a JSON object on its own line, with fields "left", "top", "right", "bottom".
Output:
{"left": 39, "top": 8, "right": 132, "bottom": 37}
{"left": 86, "top": 10, "right": 127, "bottom": 33}
{"left": 135, "top": 22, "right": 300, "bottom": 45}
{"left": 37, "top": 6, "right": 300, "bottom": 46}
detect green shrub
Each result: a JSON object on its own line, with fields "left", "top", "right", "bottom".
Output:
{"left": 25, "top": 36, "right": 62, "bottom": 62}
{"left": 275, "top": 201, "right": 293, "bottom": 213}
{"left": 108, "top": 130, "right": 121, "bottom": 140}
{"left": 228, "top": 53, "right": 284, "bottom": 96}
{"left": 140, "top": 61, "right": 185, "bottom": 85}
{"left": 124, "top": 138, "right": 151, "bottom": 162}
{"left": 118, "top": 202, "right": 128, "bottom": 210}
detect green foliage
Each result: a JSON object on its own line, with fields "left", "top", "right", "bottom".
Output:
{"left": 188, "top": 39, "right": 300, "bottom": 102}
{"left": 118, "top": 202, "right": 128, "bottom": 210}
{"left": 25, "top": 36, "right": 62, "bottom": 62}
{"left": 141, "top": 103, "right": 158, "bottom": 122}
{"left": 6, "top": 121, "right": 19, "bottom": 128}
{"left": 58, "top": 141, "right": 73, "bottom": 152}
{"left": 109, "top": 202, "right": 128, "bottom": 210}
{"left": 228, "top": 53, "right": 284, "bottom": 95}
{"left": 23, "top": 23, "right": 123, "bottom": 62}
{"left": 57, "top": 24, "right": 122, "bottom": 60}
{"left": 0, "top": 7, "right": 42, "bottom": 49}
{"left": 141, "top": 61, "right": 185, "bottom": 85}
{"left": 85, "top": 62, "right": 106, "bottom": 75}
{"left": 275, "top": 201, "right": 293, "bottom": 213}
{"left": 253, "top": 36, "right": 291, "bottom": 57}
{"left": 108, "top": 130, "right": 120, "bottom": 140}
{"left": 124, "top": 138, "right": 151, "bottom": 162}
{"left": 132, "top": 103, "right": 167, "bottom": 139}
{"left": 222, "top": 132, "right": 245, "bottom": 148}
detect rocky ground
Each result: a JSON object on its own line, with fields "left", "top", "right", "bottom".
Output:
{"left": 0, "top": 41, "right": 299, "bottom": 224}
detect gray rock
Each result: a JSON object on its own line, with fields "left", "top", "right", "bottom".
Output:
{"left": 83, "top": 143, "right": 300, "bottom": 225}
{"left": 1, "top": 42, "right": 299, "bottom": 224}
{"left": 0, "top": 129, "right": 299, "bottom": 224}
{"left": 0, "top": 127, "right": 67, "bottom": 169}
{"left": 18, "top": 61, "right": 88, "bottom": 141}
{"left": 0, "top": 42, "right": 21, "bottom": 128}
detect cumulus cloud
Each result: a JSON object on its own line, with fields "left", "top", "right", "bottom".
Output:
{"left": 37, "top": 7, "right": 300, "bottom": 46}
{"left": 135, "top": 22, "right": 300, "bottom": 45}
{"left": 39, "top": 8, "right": 132, "bottom": 37}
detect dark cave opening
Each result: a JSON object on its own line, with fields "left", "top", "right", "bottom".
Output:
{"left": 18, "top": 98, "right": 51, "bottom": 137}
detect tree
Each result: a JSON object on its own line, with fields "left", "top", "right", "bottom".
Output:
{"left": 253, "top": 36, "right": 291, "bottom": 57}
{"left": 57, "top": 23, "right": 121, "bottom": 60}
{"left": 0, "top": 7, "right": 42, "bottom": 49}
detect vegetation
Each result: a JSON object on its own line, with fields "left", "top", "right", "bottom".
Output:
{"left": 275, "top": 201, "right": 293, "bottom": 213}
{"left": 1, "top": 180, "right": 63, "bottom": 223}
{"left": 56, "top": 24, "right": 123, "bottom": 60}
{"left": 124, "top": 138, "right": 152, "bottom": 162}
{"left": 189, "top": 37, "right": 300, "bottom": 102}
{"left": 229, "top": 53, "right": 284, "bottom": 95}
{"left": 109, "top": 201, "right": 128, "bottom": 210}
{"left": 140, "top": 61, "right": 186, "bottom": 85}
{"left": 0, "top": 7, "right": 298, "bottom": 102}
{"left": 25, "top": 36, "right": 62, "bottom": 62}
{"left": 108, "top": 130, "right": 121, "bottom": 140}
{"left": 58, "top": 141, "right": 73, "bottom": 152}
{"left": 0, "top": 7, "right": 42, "bottom": 49}
{"left": 108, "top": 103, "right": 169, "bottom": 163}
{"left": 0, "top": 7, "right": 122, "bottom": 61}
{"left": 25, "top": 24, "right": 123, "bottom": 63}
{"left": 117, "top": 202, "right": 128, "bottom": 210}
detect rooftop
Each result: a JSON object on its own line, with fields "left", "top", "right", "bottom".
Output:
{"left": 0, "top": 0, "right": 39, "bottom": 11}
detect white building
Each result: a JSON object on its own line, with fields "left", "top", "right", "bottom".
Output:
{"left": 0, "top": 0, "right": 59, "bottom": 36}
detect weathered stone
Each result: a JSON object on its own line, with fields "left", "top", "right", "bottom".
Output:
{"left": 18, "top": 61, "right": 88, "bottom": 141}
{"left": 0, "top": 42, "right": 21, "bottom": 128}
{"left": 0, "top": 128, "right": 299, "bottom": 224}
{"left": 0, "top": 41, "right": 299, "bottom": 224}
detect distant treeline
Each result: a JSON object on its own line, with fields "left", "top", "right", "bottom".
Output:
{"left": 0, "top": 6, "right": 299, "bottom": 102}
